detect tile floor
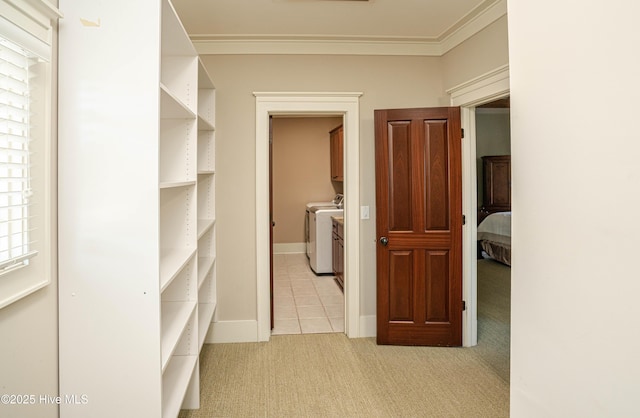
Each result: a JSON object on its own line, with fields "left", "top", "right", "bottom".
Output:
{"left": 272, "top": 253, "right": 344, "bottom": 335}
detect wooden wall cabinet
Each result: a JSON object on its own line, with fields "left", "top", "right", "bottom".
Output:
{"left": 330, "top": 125, "right": 344, "bottom": 182}
{"left": 58, "top": 1, "right": 216, "bottom": 417}
{"left": 482, "top": 155, "right": 511, "bottom": 213}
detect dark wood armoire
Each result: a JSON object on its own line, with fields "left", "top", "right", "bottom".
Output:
{"left": 479, "top": 155, "right": 511, "bottom": 223}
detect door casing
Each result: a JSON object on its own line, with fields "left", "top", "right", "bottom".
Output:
{"left": 446, "top": 65, "right": 510, "bottom": 346}
{"left": 255, "top": 92, "right": 363, "bottom": 341}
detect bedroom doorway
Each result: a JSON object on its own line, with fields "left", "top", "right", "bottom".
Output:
{"left": 447, "top": 64, "right": 509, "bottom": 347}
{"left": 474, "top": 98, "right": 511, "bottom": 380}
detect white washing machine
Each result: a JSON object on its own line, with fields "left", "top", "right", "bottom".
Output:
{"left": 307, "top": 205, "right": 343, "bottom": 274}
{"left": 305, "top": 194, "right": 343, "bottom": 262}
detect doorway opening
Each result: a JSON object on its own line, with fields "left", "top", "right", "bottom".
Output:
{"left": 270, "top": 115, "right": 345, "bottom": 335}
{"left": 474, "top": 97, "right": 511, "bottom": 380}
{"left": 254, "top": 92, "right": 363, "bottom": 342}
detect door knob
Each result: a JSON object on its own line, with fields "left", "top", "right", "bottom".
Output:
{"left": 380, "top": 237, "right": 389, "bottom": 246}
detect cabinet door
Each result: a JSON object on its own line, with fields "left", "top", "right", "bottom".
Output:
{"left": 330, "top": 125, "right": 344, "bottom": 181}
{"left": 332, "top": 220, "right": 344, "bottom": 289}
{"left": 332, "top": 231, "right": 339, "bottom": 275}
{"left": 483, "top": 156, "right": 511, "bottom": 210}
{"left": 336, "top": 235, "right": 344, "bottom": 288}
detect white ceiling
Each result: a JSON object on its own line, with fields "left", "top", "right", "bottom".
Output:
{"left": 170, "top": 0, "right": 506, "bottom": 56}
{"left": 173, "top": 0, "right": 488, "bottom": 39}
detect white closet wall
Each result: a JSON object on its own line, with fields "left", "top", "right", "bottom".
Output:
{"left": 58, "top": 1, "right": 216, "bottom": 417}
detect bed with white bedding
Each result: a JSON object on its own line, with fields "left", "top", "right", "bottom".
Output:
{"left": 477, "top": 211, "right": 511, "bottom": 266}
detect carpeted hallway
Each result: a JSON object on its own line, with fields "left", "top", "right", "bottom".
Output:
{"left": 179, "top": 259, "right": 510, "bottom": 417}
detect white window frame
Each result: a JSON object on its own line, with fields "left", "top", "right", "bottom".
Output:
{"left": 0, "top": 0, "right": 60, "bottom": 309}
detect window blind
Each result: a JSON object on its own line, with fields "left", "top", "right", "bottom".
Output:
{"left": 0, "top": 35, "right": 38, "bottom": 276}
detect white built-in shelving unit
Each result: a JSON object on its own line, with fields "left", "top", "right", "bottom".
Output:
{"left": 58, "top": 1, "right": 216, "bottom": 417}
{"left": 196, "top": 59, "right": 217, "bottom": 352}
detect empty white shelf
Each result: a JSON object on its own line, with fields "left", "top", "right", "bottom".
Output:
{"left": 161, "top": 84, "right": 196, "bottom": 119}
{"left": 197, "top": 219, "right": 215, "bottom": 240}
{"left": 198, "top": 302, "right": 217, "bottom": 352}
{"left": 161, "top": 301, "right": 197, "bottom": 372}
{"left": 160, "top": 248, "right": 197, "bottom": 292}
{"left": 162, "top": 354, "right": 198, "bottom": 418}
{"left": 197, "top": 257, "right": 215, "bottom": 290}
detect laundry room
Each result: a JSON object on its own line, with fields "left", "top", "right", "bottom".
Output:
{"left": 270, "top": 115, "right": 345, "bottom": 335}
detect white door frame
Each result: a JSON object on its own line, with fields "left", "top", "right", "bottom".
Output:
{"left": 254, "top": 92, "right": 363, "bottom": 342}
{"left": 446, "top": 65, "right": 510, "bottom": 347}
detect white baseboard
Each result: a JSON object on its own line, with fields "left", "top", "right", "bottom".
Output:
{"left": 205, "top": 320, "right": 259, "bottom": 343}
{"left": 273, "top": 242, "right": 305, "bottom": 254}
{"left": 359, "top": 315, "right": 376, "bottom": 338}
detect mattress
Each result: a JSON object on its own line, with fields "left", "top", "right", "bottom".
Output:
{"left": 477, "top": 211, "right": 511, "bottom": 266}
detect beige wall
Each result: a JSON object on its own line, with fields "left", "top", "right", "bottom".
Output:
{"left": 441, "top": 15, "right": 510, "bottom": 90}
{"left": 272, "top": 117, "right": 343, "bottom": 245}
{"left": 206, "top": 19, "right": 510, "bottom": 323}
{"left": 204, "top": 54, "right": 445, "bottom": 320}
{"left": 476, "top": 109, "right": 511, "bottom": 157}
{"left": 0, "top": 3, "right": 59, "bottom": 417}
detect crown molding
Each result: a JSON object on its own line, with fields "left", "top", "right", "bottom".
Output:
{"left": 193, "top": 35, "right": 442, "bottom": 56}
{"left": 447, "top": 64, "right": 509, "bottom": 106}
{"left": 191, "top": 0, "right": 506, "bottom": 56}
{"left": 439, "top": 0, "right": 507, "bottom": 54}
{"left": 254, "top": 91, "right": 363, "bottom": 98}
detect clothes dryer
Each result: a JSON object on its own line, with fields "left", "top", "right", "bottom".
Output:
{"left": 307, "top": 206, "right": 343, "bottom": 274}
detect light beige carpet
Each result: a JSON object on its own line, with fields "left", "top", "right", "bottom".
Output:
{"left": 180, "top": 259, "right": 510, "bottom": 418}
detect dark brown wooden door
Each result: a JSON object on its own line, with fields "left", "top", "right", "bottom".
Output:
{"left": 375, "top": 107, "right": 463, "bottom": 346}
